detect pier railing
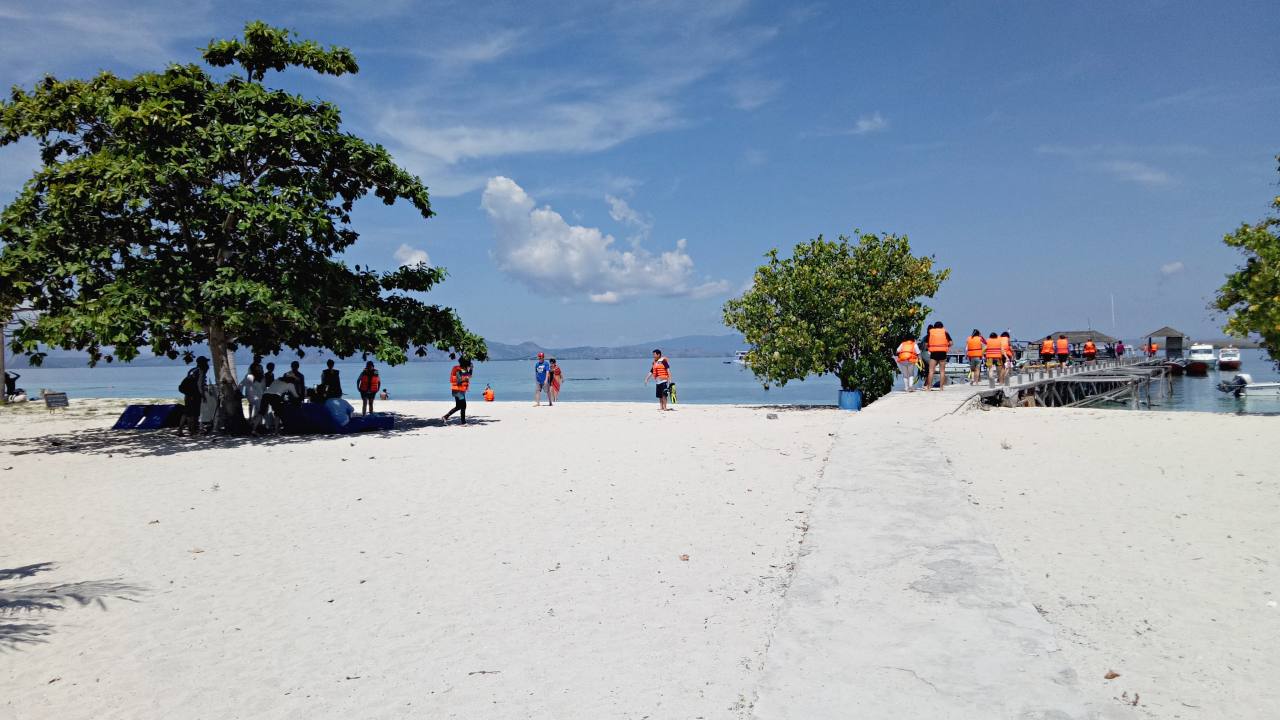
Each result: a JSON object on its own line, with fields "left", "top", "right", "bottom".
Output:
{"left": 978, "top": 355, "right": 1169, "bottom": 409}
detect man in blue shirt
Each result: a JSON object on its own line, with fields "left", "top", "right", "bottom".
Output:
{"left": 533, "top": 351, "right": 553, "bottom": 406}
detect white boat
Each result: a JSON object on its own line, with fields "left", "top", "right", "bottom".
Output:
{"left": 1185, "top": 343, "right": 1217, "bottom": 375}
{"left": 944, "top": 353, "right": 970, "bottom": 376}
{"left": 1218, "top": 373, "right": 1280, "bottom": 398}
{"left": 734, "top": 350, "right": 749, "bottom": 365}
{"left": 1218, "top": 346, "right": 1242, "bottom": 370}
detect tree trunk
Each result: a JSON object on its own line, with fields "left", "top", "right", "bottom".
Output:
{"left": 206, "top": 320, "right": 246, "bottom": 432}
{"left": 0, "top": 314, "right": 7, "bottom": 405}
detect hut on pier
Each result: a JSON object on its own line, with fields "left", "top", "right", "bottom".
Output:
{"left": 1143, "top": 326, "right": 1189, "bottom": 358}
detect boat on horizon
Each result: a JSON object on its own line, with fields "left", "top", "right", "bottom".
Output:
{"left": 1185, "top": 343, "right": 1216, "bottom": 376}
{"left": 1218, "top": 346, "right": 1242, "bottom": 371}
{"left": 734, "top": 350, "right": 749, "bottom": 365}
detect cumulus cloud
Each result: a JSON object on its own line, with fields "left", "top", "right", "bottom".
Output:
{"left": 481, "top": 176, "right": 729, "bottom": 303}
{"left": 1160, "top": 260, "right": 1184, "bottom": 276}
{"left": 393, "top": 243, "right": 431, "bottom": 267}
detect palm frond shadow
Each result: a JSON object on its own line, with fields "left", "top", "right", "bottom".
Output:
{"left": 0, "top": 562, "right": 145, "bottom": 651}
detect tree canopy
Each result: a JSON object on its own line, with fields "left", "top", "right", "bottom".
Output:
{"left": 0, "top": 21, "right": 486, "bottom": 392}
{"left": 724, "top": 232, "right": 948, "bottom": 404}
{"left": 1214, "top": 155, "right": 1280, "bottom": 359}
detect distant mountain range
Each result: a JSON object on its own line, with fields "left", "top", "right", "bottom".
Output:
{"left": 5, "top": 334, "right": 748, "bottom": 368}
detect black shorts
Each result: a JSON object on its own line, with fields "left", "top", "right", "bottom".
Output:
{"left": 1057, "top": 354, "right": 1070, "bottom": 362}
{"left": 360, "top": 391, "right": 376, "bottom": 400}
{"left": 929, "top": 351, "right": 948, "bottom": 362}
{"left": 1084, "top": 353, "right": 1096, "bottom": 361}
{"left": 655, "top": 381, "right": 670, "bottom": 398}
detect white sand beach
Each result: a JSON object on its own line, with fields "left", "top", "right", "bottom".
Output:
{"left": 3, "top": 394, "right": 1277, "bottom": 719}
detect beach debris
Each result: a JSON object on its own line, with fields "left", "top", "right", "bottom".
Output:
{"left": 344, "top": 675, "right": 361, "bottom": 680}
{"left": 679, "top": 554, "right": 690, "bottom": 561}
{"left": 148, "top": 520, "right": 159, "bottom": 525}
{"left": 468, "top": 670, "right": 501, "bottom": 676}
{"left": 548, "top": 562, "right": 560, "bottom": 572}
{"left": 766, "top": 413, "right": 778, "bottom": 420}
{"left": 189, "top": 548, "right": 204, "bottom": 554}
{"left": 1118, "top": 691, "right": 1140, "bottom": 706}
{"left": 1104, "top": 670, "right": 1120, "bottom": 680}
{"left": 2, "top": 466, "right": 11, "bottom": 470}
{"left": 1000, "top": 439, "right": 1012, "bottom": 450}
{"left": 48, "top": 677, "right": 61, "bottom": 684}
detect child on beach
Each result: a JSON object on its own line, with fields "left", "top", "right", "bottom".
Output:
{"left": 443, "top": 357, "right": 473, "bottom": 426}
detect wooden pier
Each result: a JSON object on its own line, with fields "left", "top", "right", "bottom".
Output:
{"left": 975, "top": 357, "right": 1169, "bottom": 409}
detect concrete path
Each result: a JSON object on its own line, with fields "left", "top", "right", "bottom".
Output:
{"left": 750, "top": 385, "right": 1133, "bottom": 719}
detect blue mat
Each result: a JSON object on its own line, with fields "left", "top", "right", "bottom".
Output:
{"left": 112, "top": 404, "right": 148, "bottom": 430}
{"left": 278, "top": 404, "right": 394, "bottom": 434}
{"left": 138, "top": 404, "right": 182, "bottom": 429}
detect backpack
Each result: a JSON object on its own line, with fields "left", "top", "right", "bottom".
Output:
{"left": 179, "top": 371, "right": 196, "bottom": 395}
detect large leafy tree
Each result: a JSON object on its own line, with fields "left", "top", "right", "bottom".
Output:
{"left": 0, "top": 22, "right": 485, "bottom": 414}
{"left": 724, "top": 232, "right": 948, "bottom": 405}
{"left": 1214, "top": 156, "right": 1280, "bottom": 360}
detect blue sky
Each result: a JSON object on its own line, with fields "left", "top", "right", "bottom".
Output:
{"left": 1, "top": 0, "right": 1276, "bottom": 346}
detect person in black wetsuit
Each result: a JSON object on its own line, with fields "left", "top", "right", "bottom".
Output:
{"left": 177, "top": 357, "right": 209, "bottom": 437}
{"left": 320, "top": 359, "right": 342, "bottom": 399}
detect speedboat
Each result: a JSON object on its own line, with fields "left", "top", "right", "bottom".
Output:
{"left": 1218, "top": 373, "right": 1280, "bottom": 398}
{"left": 945, "top": 352, "right": 970, "bottom": 377}
{"left": 1185, "top": 343, "right": 1216, "bottom": 376}
{"left": 1218, "top": 346, "right": 1242, "bottom": 370}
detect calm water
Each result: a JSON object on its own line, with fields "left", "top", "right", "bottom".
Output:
{"left": 7, "top": 350, "right": 1276, "bottom": 413}
{"left": 6, "top": 357, "right": 842, "bottom": 406}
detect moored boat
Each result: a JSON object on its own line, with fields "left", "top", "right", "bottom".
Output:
{"left": 1185, "top": 343, "right": 1216, "bottom": 376}
{"left": 1218, "top": 374, "right": 1280, "bottom": 398}
{"left": 1218, "top": 346, "right": 1242, "bottom": 370}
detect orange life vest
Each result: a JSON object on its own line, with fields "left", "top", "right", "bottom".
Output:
{"left": 926, "top": 327, "right": 950, "bottom": 352}
{"left": 1083, "top": 341, "right": 1097, "bottom": 355}
{"left": 482, "top": 386, "right": 494, "bottom": 402}
{"left": 896, "top": 341, "right": 919, "bottom": 363}
{"left": 1148, "top": 343, "right": 1159, "bottom": 353}
{"left": 984, "top": 339, "right": 1003, "bottom": 359}
{"left": 450, "top": 365, "right": 471, "bottom": 392}
{"left": 999, "top": 336, "right": 1012, "bottom": 357}
{"left": 652, "top": 357, "right": 670, "bottom": 380}
{"left": 1041, "top": 339, "right": 1054, "bottom": 355}
{"left": 1056, "top": 338, "right": 1069, "bottom": 354}
{"left": 966, "top": 336, "right": 984, "bottom": 358}
{"left": 356, "top": 371, "right": 380, "bottom": 394}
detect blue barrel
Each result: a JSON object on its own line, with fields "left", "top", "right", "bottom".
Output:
{"left": 838, "top": 389, "right": 863, "bottom": 411}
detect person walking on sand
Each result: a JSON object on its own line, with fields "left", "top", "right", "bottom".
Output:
{"left": 965, "top": 329, "right": 985, "bottom": 384}
{"left": 548, "top": 358, "right": 563, "bottom": 403}
{"left": 443, "top": 357, "right": 473, "bottom": 426}
{"left": 356, "top": 361, "right": 381, "bottom": 416}
{"left": 533, "top": 352, "right": 552, "bottom": 406}
{"left": 644, "top": 349, "right": 673, "bottom": 411}
{"left": 894, "top": 334, "right": 921, "bottom": 392}
{"left": 925, "top": 321, "right": 952, "bottom": 390}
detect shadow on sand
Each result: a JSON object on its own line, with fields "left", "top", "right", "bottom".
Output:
{"left": 1, "top": 562, "right": 145, "bottom": 651}
{"left": 1, "top": 412, "right": 500, "bottom": 459}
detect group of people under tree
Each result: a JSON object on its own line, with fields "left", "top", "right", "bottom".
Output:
{"left": 894, "top": 322, "right": 1113, "bottom": 392}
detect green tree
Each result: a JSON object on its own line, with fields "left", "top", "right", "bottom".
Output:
{"left": 724, "top": 232, "right": 948, "bottom": 405}
{"left": 1214, "top": 156, "right": 1280, "bottom": 360}
{"left": 0, "top": 22, "right": 485, "bottom": 418}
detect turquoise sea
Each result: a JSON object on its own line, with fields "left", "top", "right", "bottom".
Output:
{"left": 6, "top": 350, "right": 1276, "bottom": 413}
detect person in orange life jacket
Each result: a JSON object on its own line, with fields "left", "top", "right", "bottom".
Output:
{"left": 965, "top": 329, "right": 986, "bottom": 384}
{"left": 983, "top": 331, "right": 1005, "bottom": 381}
{"left": 924, "top": 321, "right": 952, "bottom": 390}
{"left": 893, "top": 333, "right": 922, "bottom": 392}
{"left": 1056, "top": 334, "right": 1071, "bottom": 365}
{"left": 644, "top": 349, "right": 673, "bottom": 411}
{"left": 482, "top": 385, "right": 495, "bottom": 402}
{"left": 442, "top": 357, "right": 473, "bottom": 426}
{"left": 1040, "top": 336, "right": 1055, "bottom": 364}
{"left": 997, "top": 331, "right": 1015, "bottom": 382}
{"left": 1083, "top": 338, "right": 1098, "bottom": 363}
{"left": 1147, "top": 338, "right": 1159, "bottom": 357}
{"left": 533, "top": 352, "right": 552, "bottom": 407}
{"left": 356, "top": 361, "right": 381, "bottom": 416}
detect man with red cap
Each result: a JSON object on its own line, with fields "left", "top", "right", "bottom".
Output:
{"left": 533, "top": 352, "right": 553, "bottom": 406}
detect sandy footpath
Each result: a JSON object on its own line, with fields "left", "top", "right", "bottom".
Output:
{"left": 933, "top": 407, "right": 1280, "bottom": 718}
{"left": 1, "top": 400, "right": 839, "bottom": 719}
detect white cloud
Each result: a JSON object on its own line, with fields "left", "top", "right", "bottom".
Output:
{"left": 850, "top": 112, "right": 889, "bottom": 135}
{"left": 728, "top": 77, "right": 783, "bottom": 110}
{"left": 1160, "top": 261, "right": 1185, "bottom": 276}
{"left": 605, "top": 194, "right": 653, "bottom": 245}
{"left": 393, "top": 243, "right": 431, "bottom": 267}
{"left": 741, "top": 148, "right": 767, "bottom": 166}
{"left": 1100, "top": 160, "right": 1173, "bottom": 187}
{"left": 481, "top": 176, "right": 729, "bottom": 302}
